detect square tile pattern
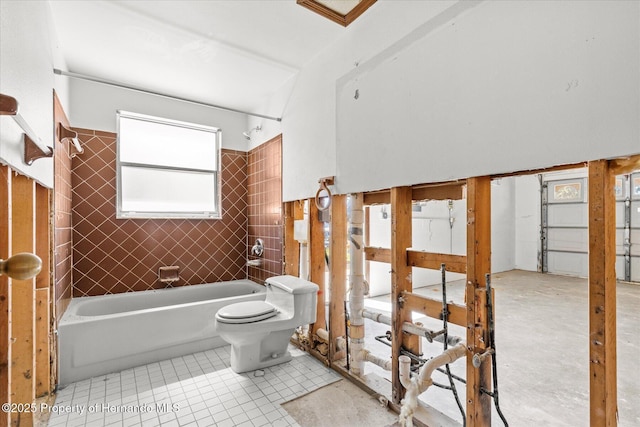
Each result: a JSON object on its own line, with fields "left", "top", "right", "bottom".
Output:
{"left": 48, "top": 345, "right": 340, "bottom": 427}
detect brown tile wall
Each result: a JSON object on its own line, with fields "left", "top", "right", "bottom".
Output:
{"left": 53, "top": 93, "right": 73, "bottom": 317}
{"left": 71, "top": 128, "right": 248, "bottom": 296}
{"left": 247, "top": 135, "right": 283, "bottom": 284}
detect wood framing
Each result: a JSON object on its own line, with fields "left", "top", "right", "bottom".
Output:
{"left": 465, "top": 176, "right": 492, "bottom": 426}
{"left": 10, "top": 173, "right": 36, "bottom": 427}
{"left": 329, "top": 195, "right": 347, "bottom": 361}
{"left": 0, "top": 166, "right": 10, "bottom": 427}
{"left": 407, "top": 251, "right": 467, "bottom": 274}
{"left": 309, "top": 199, "right": 327, "bottom": 336}
{"left": 35, "top": 288, "right": 50, "bottom": 398}
{"left": 364, "top": 181, "right": 465, "bottom": 205}
{"left": 401, "top": 292, "right": 466, "bottom": 327}
{"left": 364, "top": 246, "right": 391, "bottom": 263}
{"left": 608, "top": 154, "right": 640, "bottom": 175}
{"left": 283, "top": 201, "right": 302, "bottom": 276}
{"left": 390, "top": 186, "right": 413, "bottom": 404}
{"left": 588, "top": 160, "right": 617, "bottom": 425}
{"left": 296, "top": 0, "right": 377, "bottom": 27}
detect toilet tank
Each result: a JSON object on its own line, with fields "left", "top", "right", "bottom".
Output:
{"left": 265, "top": 276, "right": 318, "bottom": 322}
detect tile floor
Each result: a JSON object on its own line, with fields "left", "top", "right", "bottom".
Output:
{"left": 47, "top": 345, "right": 341, "bottom": 427}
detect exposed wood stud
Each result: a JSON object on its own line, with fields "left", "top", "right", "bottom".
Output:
{"left": 588, "top": 160, "right": 618, "bottom": 425}
{"left": 401, "top": 292, "right": 466, "bottom": 327}
{"left": 35, "top": 288, "right": 50, "bottom": 398}
{"left": 0, "top": 166, "right": 11, "bottom": 427}
{"left": 465, "top": 176, "right": 492, "bottom": 426}
{"left": 10, "top": 173, "right": 36, "bottom": 427}
{"left": 390, "top": 186, "right": 413, "bottom": 404}
{"left": 329, "top": 195, "right": 347, "bottom": 361}
{"left": 309, "top": 199, "right": 326, "bottom": 336}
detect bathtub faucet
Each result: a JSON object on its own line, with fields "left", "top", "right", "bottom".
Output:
{"left": 251, "top": 239, "right": 264, "bottom": 257}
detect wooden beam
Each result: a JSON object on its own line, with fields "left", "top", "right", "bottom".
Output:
{"left": 402, "top": 292, "right": 466, "bottom": 327}
{"left": 609, "top": 154, "right": 640, "bottom": 175}
{"left": 283, "top": 201, "right": 302, "bottom": 276}
{"left": 588, "top": 160, "right": 618, "bottom": 425}
{"left": 10, "top": 173, "right": 36, "bottom": 427}
{"left": 309, "top": 199, "right": 327, "bottom": 336}
{"left": 390, "top": 186, "right": 414, "bottom": 404}
{"left": 407, "top": 250, "right": 467, "bottom": 274}
{"left": 465, "top": 176, "right": 492, "bottom": 427}
{"left": 35, "top": 288, "right": 49, "bottom": 398}
{"left": 364, "top": 247, "right": 391, "bottom": 263}
{"left": 363, "top": 181, "right": 466, "bottom": 205}
{"left": 0, "top": 166, "right": 11, "bottom": 427}
{"left": 412, "top": 182, "right": 465, "bottom": 202}
{"left": 329, "top": 195, "right": 347, "bottom": 361}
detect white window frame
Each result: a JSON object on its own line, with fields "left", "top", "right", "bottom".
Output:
{"left": 116, "top": 110, "right": 222, "bottom": 219}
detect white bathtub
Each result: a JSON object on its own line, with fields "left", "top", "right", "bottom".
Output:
{"left": 58, "top": 279, "right": 265, "bottom": 386}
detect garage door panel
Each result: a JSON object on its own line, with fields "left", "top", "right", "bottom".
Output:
{"left": 631, "top": 201, "right": 640, "bottom": 227}
{"left": 631, "top": 229, "right": 640, "bottom": 256}
{"left": 547, "top": 204, "right": 588, "bottom": 227}
{"left": 632, "top": 257, "right": 640, "bottom": 282}
{"left": 548, "top": 252, "right": 588, "bottom": 277}
{"left": 547, "top": 228, "right": 588, "bottom": 252}
{"left": 616, "top": 256, "right": 626, "bottom": 281}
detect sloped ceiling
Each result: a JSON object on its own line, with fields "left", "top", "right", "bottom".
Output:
{"left": 49, "top": 0, "right": 357, "bottom": 115}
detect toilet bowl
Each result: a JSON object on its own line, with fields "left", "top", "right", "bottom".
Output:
{"left": 214, "top": 275, "right": 318, "bottom": 373}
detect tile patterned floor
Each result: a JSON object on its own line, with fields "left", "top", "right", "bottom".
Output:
{"left": 47, "top": 345, "right": 340, "bottom": 427}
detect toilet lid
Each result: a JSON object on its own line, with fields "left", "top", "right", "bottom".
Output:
{"left": 216, "top": 301, "right": 278, "bottom": 324}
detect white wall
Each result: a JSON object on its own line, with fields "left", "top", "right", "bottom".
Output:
{"left": 269, "top": 0, "right": 639, "bottom": 201}
{"left": 0, "top": 1, "right": 69, "bottom": 188}
{"left": 515, "top": 175, "right": 542, "bottom": 271}
{"left": 267, "top": 0, "right": 460, "bottom": 201}
{"left": 68, "top": 79, "right": 249, "bottom": 152}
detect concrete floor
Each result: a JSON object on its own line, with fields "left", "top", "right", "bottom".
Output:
{"left": 317, "top": 270, "right": 640, "bottom": 426}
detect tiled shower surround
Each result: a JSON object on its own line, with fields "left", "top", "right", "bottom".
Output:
{"left": 247, "top": 136, "right": 283, "bottom": 284}
{"left": 54, "top": 93, "right": 73, "bottom": 316}
{"left": 71, "top": 128, "right": 256, "bottom": 296}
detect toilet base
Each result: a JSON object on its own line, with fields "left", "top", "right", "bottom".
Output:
{"left": 227, "top": 328, "right": 295, "bottom": 373}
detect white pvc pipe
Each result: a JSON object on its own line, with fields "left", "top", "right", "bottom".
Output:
{"left": 362, "top": 349, "right": 392, "bottom": 371}
{"left": 362, "top": 308, "right": 463, "bottom": 345}
{"left": 348, "top": 194, "right": 366, "bottom": 376}
{"left": 316, "top": 328, "right": 329, "bottom": 343}
{"left": 398, "top": 343, "right": 467, "bottom": 427}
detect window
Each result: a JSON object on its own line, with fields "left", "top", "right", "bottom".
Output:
{"left": 116, "top": 111, "right": 221, "bottom": 219}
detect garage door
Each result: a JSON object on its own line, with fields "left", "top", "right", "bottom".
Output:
{"left": 542, "top": 172, "right": 639, "bottom": 282}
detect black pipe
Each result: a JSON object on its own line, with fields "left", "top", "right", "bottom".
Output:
{"left": 441, "top": 264, "right": 466, "bottom": 426}
{"left": 485, "top": 273, "right": 509, "bottom": 426}
{"left": 344, "top": 300, "right": 350, "bottom": 372}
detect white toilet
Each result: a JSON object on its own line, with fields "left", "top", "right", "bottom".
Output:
{"left": 214, "top": 275, "right": 318, "bottom": 373}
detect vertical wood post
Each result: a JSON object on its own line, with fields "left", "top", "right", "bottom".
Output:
{"left": 391, "top": 186, "right": 412, "bottom": 404}
{"left": 0, "top": 166, "right": 11, "bottom": 427}
{"left": 10, "top": 174, "right": 36, "bottom": 427}
{"left": 35, "top": 185, "right": 51, "bottom": 398}
{"left": 588, "top": 160, "right": 618, "bottom": 425}
{"left": 466, "top": 176, "right": 492, "bottom": 426}
{"left": 309, "top": 199, "right": 327, "bottom": 335}
{"left": 329, "top": 195, "right": 347, "bottom": 361}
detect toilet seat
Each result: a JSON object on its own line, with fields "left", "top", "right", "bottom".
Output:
{"left": 216, "top": 301, "right": 278, "bottom": 324}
